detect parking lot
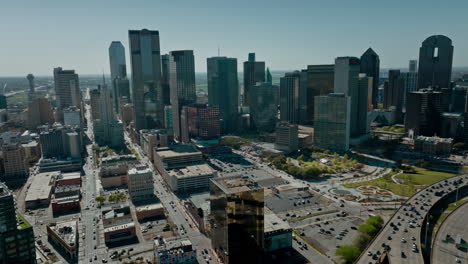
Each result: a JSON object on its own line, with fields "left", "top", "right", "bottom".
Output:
{"left": 298, "top": 217, "right": 364, "bottom": 262}
{"left": 266, "top": 189, "right": 327, "bottom": 214}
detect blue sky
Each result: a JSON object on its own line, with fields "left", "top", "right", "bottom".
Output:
{"left": 1, "top": 0, "right": 467, "bottom": 76}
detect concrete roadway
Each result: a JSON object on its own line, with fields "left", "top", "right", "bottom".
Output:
{"left": 79, "top": 104, "right": 108, "bottom": 264}
{"left": 357, "top": 174, "right": 468, "bottom": 264}
{"left": 432, "top": 201, "right": 468, "bottom": 264}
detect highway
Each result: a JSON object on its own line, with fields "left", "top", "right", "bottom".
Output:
{"left": 432, "top": 201, "right": 468, "bottom": 264}
{"left": 357, "top": 174, "right": 468, "bottom": 264}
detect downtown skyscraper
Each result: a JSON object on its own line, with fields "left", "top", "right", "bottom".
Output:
{"left": 243, "top": 53, "right": 265, "bottom": 106}
{"left": 279, "top": 71, "right": 307, "bottom": 125}
{"left": 360, "top": 48, "right": 380, "bottom": 109}
{"left": 109, "top": 41, "right": 127, "bottom": 81}
{"left": 334, "top": 57, "right": 366, "bottom": 137}
{"left": 169, "top": 50, "right": 196, "bottom": 142}
{"left": 417, "top": 35, "right": 454, "bottom": 90}
{"left": 54, "top": 67, "right": 81, "bottom": 110}
{"left": 109, "top": 41, "right": 129, "bottom": 112}
{"left": 128, "top": 29, "right": 164, "bottom": 131}
{"left": 207, "top": 56, "right": 239, "bottom": 133}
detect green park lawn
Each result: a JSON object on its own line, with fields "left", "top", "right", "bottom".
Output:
{"left": 343, "top": 167, "right": 458, "bottom": 197}
{"left": 396, "top": 167, "right": 456, "bottom": 185}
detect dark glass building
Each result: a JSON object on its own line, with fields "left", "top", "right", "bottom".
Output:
{"left": 128, "top": 29, "right": 163, "bottom": 130}
{"left": 207, "top": 57, "right": 239, "bottom": 133}
{"left": 405, "top": 88, "right": 442, "bottom": 136}
{"left": 383, "top": 70, "right": 405, "bottom": 121}
{"left": 210, "top": 176, "right": 265, "bottom": 264}
{"left": 279, "top": 71, "right": 307, "bottom": 125}
{"left": 0, "top": 183, "right": 36, "bottom": 264}
{"left": 302, "top": 64, "right": 334, "bottom": 124}
{"left": 360, "top": 48, "right": 380, "bottom": 109}
{"left": 417, "top": 35, "right": 453, "bottom": 90}
{"left": 243, "top": 53, "right": 265, "bottom": 106}
{"left": 0, "top": 95, "right": 7, "bottom": 109}
{"left": 249, "top": 82, "right": 278, "bottom": 132}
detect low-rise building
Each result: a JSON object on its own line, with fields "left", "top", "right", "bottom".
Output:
{"left": 140, "top": 129, "right": 168, "bottom": 161}
{"left": 102, "top": 203, "right": 136, "bottom": 244}
{"left": 135, "top": 203, "right": 165, "bottom": 222}
{"left": 56, "top": 172, "right": 81, "bottom": 186}
{"left": 128, "top": 166, "right": 154, "bottom": 202}
{"left": 99, "top": 164, "right": 128, "bottom": 188}
{"left": 154, "top": 238, "right": 197, "bottom": 264}
{"left": 25, "top": 171, "right": 59, "bottom": 209}
{"left": 274, "top": 122, "right": 299, "bottom": 153}
{"left": 38, "top": 157, "right": 82, "bottom": 173}
{"left": 51, "top": 185, "right": 81, "bottom": 214}
{"left": 101, "top": 154, "right": 138, "bottom": 168}
{"left": 153, "top": 145, "right": 203, "bottom": 173}
{"left": 165, "top": 164, "right": 217, "bottom": 193}
{"left": 46, "top": 220, "right": 78, "bottom": 260}
{"left": 414, "top": 136, "right": 453, "bottom": 155}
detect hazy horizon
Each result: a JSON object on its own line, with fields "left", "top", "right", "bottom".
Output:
{"left": 2, "top": 0, "right": 468, "bottom": 76}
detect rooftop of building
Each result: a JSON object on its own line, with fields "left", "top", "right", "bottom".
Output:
{"left": 21, "top": 140, "right": 39, "bottom": 147}
{"left": 48, "top": 220, "right": 77, "bottom": 246}
{"left": 103, "top": 222, "right": 135, "bottom": 233}
{"left": 265, "top": 209, "right": 291, "bottom": 234}
{"left": 154, "top": 237, "right": 193, "bottom": 252}
{"left": 416, "top": 135, "right": 453, "bottom": 143}
{"left": 188, "top": 192, "right": 210, "bottom": 210}
{"left": 60, "top": 172, "right": 81, "bottom": 180}
{"left": 101, "top": 154, "right": 138, "bottom": 163}
{"left": 135, "top": 203, "right": 164, "bottom": 212}
{"left": 442, "top": 112, "right": 463, "bottom": 118}
{"left": 168, "top": 164, "right": 215, "bottom": 179}
{"left": 211, "top": 175, "right": 261, "bottom": 194}
{"left": 128, "top": 165, "right": 151, "bottom": 175}
{"left": 155, "top": 144, "right": 201, "bottom": 158}
{"left": 25, "top": 171, "right": 59, "bottom": 202}
{"left": 55, "top": 184, "right": 80, "bottom": 193}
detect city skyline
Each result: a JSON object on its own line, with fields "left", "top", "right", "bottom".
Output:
{"left": 2, "top": 0, "right": 468, "bottom": 76}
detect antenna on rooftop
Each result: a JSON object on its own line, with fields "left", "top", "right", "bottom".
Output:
{"left": 217, "top": 45, "right": 220, "bottom": 56}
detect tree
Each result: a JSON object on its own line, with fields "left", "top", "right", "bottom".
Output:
{"left": 95, "top": 196, "right": 106, "bottom": 204}
{"left": 336, "top": 245, "right": 361, "bottom": 264}
{"left": 357, "top": 223, "right": 378, "bottom": 237}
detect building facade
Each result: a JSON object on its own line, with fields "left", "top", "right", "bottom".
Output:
{"left": 243, "top": 53, "right": 265, "bottom": 106}
{"left": 314, "top": 93, "right": 351, "bottom": 151}
{"left": 207, "top": 57, "right": 239, "bottom": 132}
{"left": 360, "top": 48, "right": 380, "bottom": 109}
{"left": 279, "top": 71, "right": 307, "bottom": 124}
{"left": 210, "top": 176, "right": 265, "bottom": 264}
{"left": 418, "top": 35, "right": 453, "bottom": 90}
{"left": 303, "top": 64, "right": 334, "bottom": 124}
{"left": 405, "top": 88, "right": 442, "bottom": 136}
{"left": 129, "top": 29, "right": 164, "bottom": 130}
{"left": 169, "top": 50, "right": 196, "bottom": 141}
{"left": 128, "top": 166, "right": 154, "bottom": 202}
{"left": 249, "top": 82, "right": 278, "bottom": 132}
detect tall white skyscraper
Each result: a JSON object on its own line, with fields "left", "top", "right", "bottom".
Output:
{"left": 128, "top": 29, "right": 163, "bottom": 130}
{"left": 168, "top": 50, "right": 196, "bottom": 141}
